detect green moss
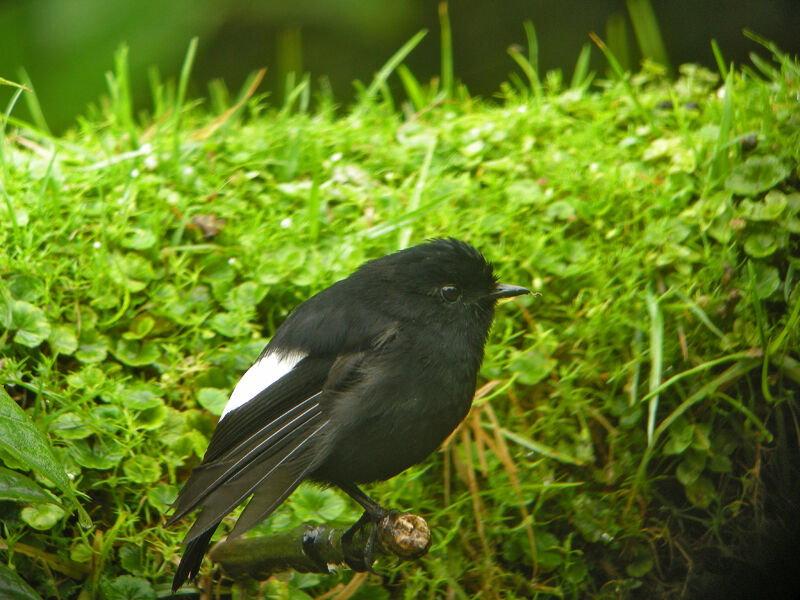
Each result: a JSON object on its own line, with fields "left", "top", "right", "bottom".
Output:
{"left": 1, "top": 32, "right": 799, "bottom": 600}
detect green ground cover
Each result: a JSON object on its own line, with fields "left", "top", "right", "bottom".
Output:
{"left": 1, "top": 30, "right": 799, "bottom": 600}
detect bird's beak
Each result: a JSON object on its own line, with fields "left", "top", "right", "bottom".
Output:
{"left": 486, "top": 283, "right": 532, "bottom": 299}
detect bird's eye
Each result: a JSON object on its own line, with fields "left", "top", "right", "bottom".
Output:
{"left": 440, "top": 285, "right": 461, "bottom": 303}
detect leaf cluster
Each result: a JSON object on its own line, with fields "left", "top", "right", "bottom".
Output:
{"left": 1, "top": 31, "right": 799, "bottom": 600}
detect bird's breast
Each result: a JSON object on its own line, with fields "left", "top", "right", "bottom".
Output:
{"left": 313, "top": 333, "right": 479, "bottom": 484}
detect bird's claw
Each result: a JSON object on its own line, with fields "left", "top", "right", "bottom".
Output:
{"left": 342, "top": 508, "right": 390, "bottom": 573}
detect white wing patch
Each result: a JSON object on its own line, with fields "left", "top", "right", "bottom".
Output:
{"left": 219, "top": 350, "right": 307, "bottom": 420}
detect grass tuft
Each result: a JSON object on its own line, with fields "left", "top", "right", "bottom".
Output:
{"left": 0, "top": 26, "right": 799, "bottom": 600}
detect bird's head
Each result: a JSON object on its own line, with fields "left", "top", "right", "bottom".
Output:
{"left": 356, "top": 238, "right": 530, "bottom": 325}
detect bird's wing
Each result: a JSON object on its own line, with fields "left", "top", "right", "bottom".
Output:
{"left": 169, "top": 355, "right": 336, "bottom": 592}
{"left": 167, "top": 355, "right": 333, "bottom": 529}
{"left": 168, "top": 344, "right": 379, "bottom": 531}
{"left": 182, "top": 396, "right": 328, "bottom": 538}
{"left": 169, "top": 319, "right": 391, "bottom": 591}
{"left": 204, "top": 354, "right": 331, "bottom": 463}
{"left": 223, "top": 349, "right": 377, "bottom": 537}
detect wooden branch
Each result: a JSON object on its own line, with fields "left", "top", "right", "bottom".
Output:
{"left": 208, "top": 512, "right": 431, "bottom": 580}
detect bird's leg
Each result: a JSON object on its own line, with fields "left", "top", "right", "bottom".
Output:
{"left": 339, "top": 481, "right": 388, "bottom": 520}
{"left": 337, "top": 482, "right": 390, "bottom": 572}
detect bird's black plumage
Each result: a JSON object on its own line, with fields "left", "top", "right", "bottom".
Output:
{"left": 167, "top": 238, "right": 529, "bottom": 591}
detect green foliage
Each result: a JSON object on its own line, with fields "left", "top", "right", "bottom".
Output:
{"left": 0, "top": 389, "right": 90, "bottom": 527}
{"left": 0, "top": 564, "right": 43, "bottom": 600}
{"left": 1, "top": 28, "right": 799, "bottom": 600}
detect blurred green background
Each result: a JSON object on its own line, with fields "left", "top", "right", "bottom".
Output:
{"left": 2, "top": 0, "right": 799, "bottom": 132}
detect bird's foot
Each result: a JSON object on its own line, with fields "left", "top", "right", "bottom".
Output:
{"left": 341, "top": 507, "right": 395, "bottom": 573}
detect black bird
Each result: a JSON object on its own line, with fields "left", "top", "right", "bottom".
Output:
{"left": 167, "top": 238, "right": 530, "bottom": 591}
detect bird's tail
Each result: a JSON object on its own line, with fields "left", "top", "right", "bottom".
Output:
{"left": 171, "top": 524, "right": 218, "bottom": 593}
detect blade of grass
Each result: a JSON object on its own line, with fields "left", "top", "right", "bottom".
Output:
{"left": 276, "top": 25, "right": 303, "bottom": 97}
{"left": 280, "top": 73, "right": 310, "bottom": 116}
{"left": 472, "top": 378, "right": 516, "bottom": 406}
{"left": 496, "top": 427, "right": 585, "bottom": 466}
{"left": 0, "top": 390, "right": 92, "bottom": 529}
{"left": 37, "top": 147, "right": 58, "bottom": 218}
{"left": 507, "top": 47, "right": 541, "bottom": 99}
{"left": 507, "top": 21, "right": 542, "bottom": 99}
{"left": 747, "top": 261, "right": 777, "bottom": 404}
{"left": 1, "top": 86, "right": 26, "bottom": 237}
{"left": 147, "top": 65, "right": 167, "bottom": 117}
{"left": 675, "top": 289, "right": 728, "bottom": 341}
{"left": 208, "top": 78, "right": 231, "bottom": 114}
{"left": 0, "top": 538, "right": 90, "bottom": 579}
{"left": 705, "top": 65, "right": 734, "bottom": 189}
{"left": 570, "top": 43, "right": 593, "bottom": 90}
{"left": 507, "top": 71, "right": 528, "bottom": 96}
{"left": 523, "top": 20, "right": 540, "bottom": 91}
{"left": 363, "top": 30, "right": 427, "bottom": 101}
{"left": 748, "top": 51, "right": 780, "bottom": 80}
{"left": 627, "top": 357, "right": 763, "bottom": 512}
{"left": 359, "top": 194, "right": 449, "bottom": 241}
{"left": 710, "top": 39, "right": 727, "bottom": 79}
{"left": 110, "top": 44, "right": 137, "bottom": 146}
{"left": 470, "top": 411, "right": 489, "bottom": 476}
{"left": 397, "top": 64, "right": 426, "bottom": 111}
{"left": 191, "top": 68, "right": 266, "bottom": 141}
{"left": 626, "top": 0, "right": 672, "bottom": 74}
{"left": 785, "top": 266, "right": 796, "bottom": 304}
{"left": 768, "top": 282, "right": 800, "bottom": 356}
{"left": 173, "top": 37, "right": 199, "bottom": 170}
{"left": 717, "top": 392, "right": 774, "bottom": 439}
{"left": 378, "top": 79, "right": 395, "bottom": 112}
{"left": 480, "top": 403, "right": 538, "bottom": 575}
{"left": 776, "top": 355, "right": 800, "bottom": 385}
{"left": 590, "top": 32, "right": 627, "bottom": 79}
{"left": 645, "top": 288, "right": 664, "bottom": 447}
{"left": 743, "top": 29, "right": 790, "bottom": 63}
{"left": 0, "top": 76, "right": 31, "bottom": 91}
{"left": 438, "top": 1, "right": 453, "bottom": 98}
{"left": 456, "top": 426, "right": 492, "bottom": 569}
{"left": 590, "top": 32, "right": 653, "bottom": 127}
{"left": 298, "top": 72, "right": 311, "bottom": 113}
{"left": 605, "top": 13, "right": 631, "bottom": 73}
{"left": 90, "top": 511, "right": 128, "bottom": 599}
{"left": 637, "top": 350, "right": 759, "bottom": 406}
{"left": 629, "top": 328, "right": 643, "bottom": 406}
{"left": 17, "top": 69, "right": 50, "bottom": 135}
